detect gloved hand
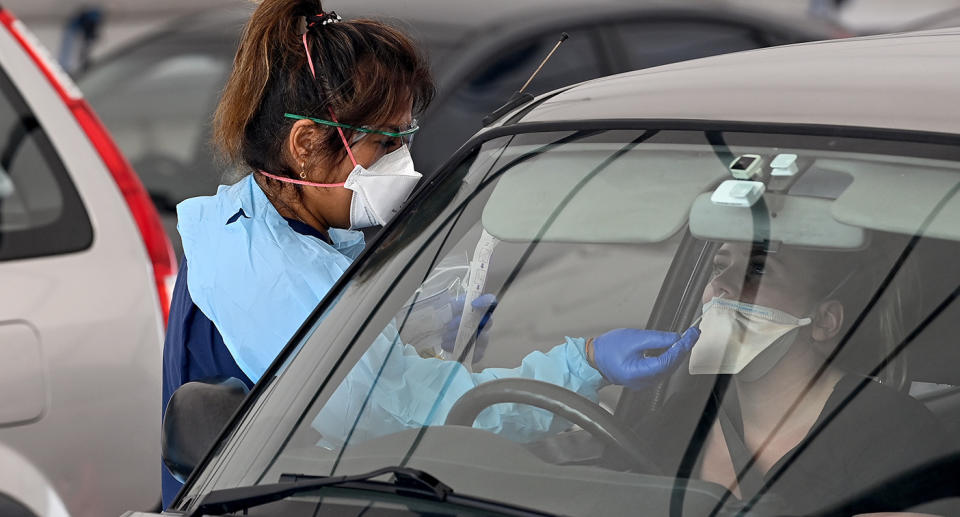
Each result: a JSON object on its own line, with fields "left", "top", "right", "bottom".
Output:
{"left": 589, "top": 327, "right": 700, "bottom": 389}
{"left": 441, "top": 294, "right": 497, "bottom": 362}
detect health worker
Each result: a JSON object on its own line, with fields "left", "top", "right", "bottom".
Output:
{"left": 160, "top": 0, "right": 696, "bottom": 507}
{"left": 159, "top": 0, "right": 434, "bottom": 505}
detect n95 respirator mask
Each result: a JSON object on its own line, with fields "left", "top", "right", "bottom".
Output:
{"left": 344, "top": 145, "right": 422, "bottom": 230}
{"left": 689, "top": 297, "right": 812, "bottom": 380}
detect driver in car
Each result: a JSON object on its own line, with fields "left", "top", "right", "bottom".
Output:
{"left": 313, "top": 236, "right": 949, "bottom": 514}
{"left": 640, "top": 239, "right": 949, "bottom": 514}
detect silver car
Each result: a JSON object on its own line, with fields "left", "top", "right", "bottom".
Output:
{"left": 154, "top": 28, "right": 960, "bottom": 517}
{"left": 0, "top": 7, "right": 174, "bottom": 517}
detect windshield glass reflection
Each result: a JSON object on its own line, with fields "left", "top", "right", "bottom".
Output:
{"left": 261, "top": 130, "right": 960, "bottom": 516}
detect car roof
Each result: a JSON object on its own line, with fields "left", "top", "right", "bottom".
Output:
{"left": 145, "top": 0, "right": 830, "bottom": 48}
{"left": 93, "top": 0, "right": 834, "bottom": 97}
{"left": 191, "top": 0, "right": 808, "bottom": 29}
{"left": 351, "top": 0, "right": 677, "bottom": 25}
{"left": 338, "top": 0, "right": 827, "bottom": 33}
{"left": 513, "top": 28, "right": 960, "bottom": 135}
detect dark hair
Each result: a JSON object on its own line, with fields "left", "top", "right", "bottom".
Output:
{"left": 212, "top": 0, "right": 434, "bottom": 182}
{"left": 797, "top": 234, "right": 921, "bottom": 386}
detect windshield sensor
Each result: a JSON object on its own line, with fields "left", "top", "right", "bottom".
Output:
{"left": 187, "top": 466, "right": 557, "bottom": 517}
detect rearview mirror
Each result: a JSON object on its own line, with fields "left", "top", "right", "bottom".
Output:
{"left": 162, "top": 377, "right": 248, "bottom": 482}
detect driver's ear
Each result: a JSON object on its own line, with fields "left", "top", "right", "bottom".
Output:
{"left": 811, "top": 300, "right": 844, "bottom": 342}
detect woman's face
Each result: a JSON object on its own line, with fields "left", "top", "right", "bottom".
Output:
{"left": 702, "top": 242, "right": 821, "bottom": 317}
{"left": 294, "top": 106, "right": 414, "bottom": 230}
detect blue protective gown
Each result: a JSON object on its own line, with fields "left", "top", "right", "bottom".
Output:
{"left": 161, "top": 174, "right": 604, "bottom": 508}
{"left": 160, "top": 217, "right": 330, "bottom": 507}
{"left": 161, "top": 258, "right": 250, "bottom": 508}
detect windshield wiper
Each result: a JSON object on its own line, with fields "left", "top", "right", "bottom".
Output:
{"left": 187, "top": 465, "right": 556, "bottom": 517}
{"left": 187, "top": 466, "right": 445, "bottom": 516}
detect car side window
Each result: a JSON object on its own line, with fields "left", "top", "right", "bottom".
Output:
{"left": 461, "top": 28, "right": 603, "bottom": 109}
{"left": 414, "top": 29, "right": 604, "bottom": 174}
{"left": 0, "top": 68, "right": 92, "bottom": 261}
{"left": 78, "top": 41, "right": 232, "bottom": 210}
{"left": 612, "top": 21, "right": 764, "bottom": 71}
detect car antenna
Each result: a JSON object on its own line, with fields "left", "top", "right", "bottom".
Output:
{"left": 481, "top": 32, "right": 569, "bottom": 127}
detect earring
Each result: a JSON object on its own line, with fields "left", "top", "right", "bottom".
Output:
{"left": 300, "top": 161, "right": 307, "bottom": 179}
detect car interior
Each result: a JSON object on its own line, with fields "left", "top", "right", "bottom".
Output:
{"left": 184, "top": 132, "right": 960, "bottom": 516}
{"left": 393, "top": 137, "right": 960, "bottom": 514}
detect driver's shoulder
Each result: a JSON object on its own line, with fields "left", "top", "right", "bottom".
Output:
{"left": 825, "top": 375, "right": 946, "bottom": 445}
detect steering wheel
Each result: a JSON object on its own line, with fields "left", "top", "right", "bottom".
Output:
{"left": 444, "top": 378, "right": 663, "bottom": 474}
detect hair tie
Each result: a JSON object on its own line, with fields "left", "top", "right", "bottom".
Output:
{"left": 299, "top": 14, "right": 358, "bottom": 168}
{"left": 306, "top": 11, "right": 342, "bottom": 29}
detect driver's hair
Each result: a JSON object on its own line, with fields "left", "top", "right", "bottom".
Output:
{"left": 795, "top": 233, "right": 920, "bottom": 387}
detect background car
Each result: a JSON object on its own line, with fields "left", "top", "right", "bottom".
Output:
{"left": 899, "top": 6, "right": 960, "bottom": 29}
{"left": 74, "top": 0, "right": 840, "bottom": 258}
{"left": 826, "top": 0, "right": 960, "bottom": 33}
{"left": 0, "top": 7, "right": 174, "bottom": 517}
{"left": 151, "top": 28, "right": 960, "bottom": 517}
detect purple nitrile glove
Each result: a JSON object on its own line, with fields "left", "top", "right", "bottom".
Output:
{"left": 592, "top": 327, "right": 700, "bottom": 389}
{"left": 441, "top": 294, "right": 497, "bottom": 362}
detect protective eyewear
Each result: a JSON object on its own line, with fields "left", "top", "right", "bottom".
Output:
{"left": 284, "top": 113, "right": 419, "bottom": 146}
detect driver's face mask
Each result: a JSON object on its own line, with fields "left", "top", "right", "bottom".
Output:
{"left": 689, "top": 297, "right": 812, "bottom": 380}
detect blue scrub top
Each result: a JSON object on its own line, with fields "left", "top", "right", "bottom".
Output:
{"left": 160, "top": 217, "right": 329, "bottom": 509}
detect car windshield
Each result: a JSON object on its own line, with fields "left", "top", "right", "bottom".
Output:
{"left": 182, "top": 128, "right": 960, "bottom": 516}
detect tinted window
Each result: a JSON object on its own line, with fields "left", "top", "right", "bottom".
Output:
{"left": 78, "top": 33, "right": 234, "bottom": 210}
{"left": 0, "top": 68, "right": 92, "bottom": 261}
{"left": 413, "top": 29, "right": 604, "bottom": 174}
{"left": 613, "top": 21, "right": 763, "bottom": 70}
{"left": 461, "top": 29, "right": 602, "bottom": 109}
{"left": 205, "top": 130, "right": 960, "bottom": 517}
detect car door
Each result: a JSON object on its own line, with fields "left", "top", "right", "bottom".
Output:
{"left": 0, "top": 14, "right": 166, "bottom": 516}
